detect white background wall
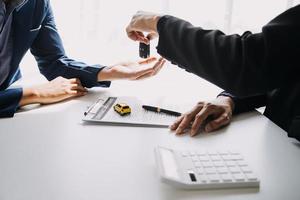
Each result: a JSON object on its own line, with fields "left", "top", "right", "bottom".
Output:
{"left": 19, "top": 0, "right": 300, "bottom": 100}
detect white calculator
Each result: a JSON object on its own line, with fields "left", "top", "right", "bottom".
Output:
{"left": 154, "top": 146, "right": 260, "bottom": 190}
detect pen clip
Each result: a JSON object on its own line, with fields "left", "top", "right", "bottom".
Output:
{"left": 84, "top": 98, "right": 104, "bottom": 116}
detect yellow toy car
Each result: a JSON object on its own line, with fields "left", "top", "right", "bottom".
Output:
{"left": 114, "top": 103, "right": 131, "bottom": 116}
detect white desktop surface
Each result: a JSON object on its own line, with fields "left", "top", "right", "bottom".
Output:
{"left": 0, "top": 66, "right": 300, "bottom": 200}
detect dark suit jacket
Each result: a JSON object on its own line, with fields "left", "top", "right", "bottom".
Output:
{"left": 0, "top": 0, "right": 110, "bottom": 118}
{"left": 156, "top": 5, "right": 300, "bottom": 141}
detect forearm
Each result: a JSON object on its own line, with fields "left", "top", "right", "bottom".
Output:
{"left": 33, "top": 53, "right": 111, "bottom": 88}
{"left": 97, "top": 66, "right": 113, "bottom": 81}
{"left": 156, "top": 15, "right": 267, "bottom": 97}
{"left": 19, "top": 88, "right": 39, "bottom": 107}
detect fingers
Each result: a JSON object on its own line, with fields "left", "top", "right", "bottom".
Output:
{"left": 169, "top": 97, "right": 235, "bottom": 137}
{"left": 138, "top": 57, "right": 157, "bottom": 65}
{"left": 126, "top": 11, "right": 160, "bottom": 44}
{"left": 175, "top": 114, "right": 194, "bottom": 135}
{"left": 135, "top": 58, "right": 165, "bottom": 80}
{"left": 205, "top": 113, "right": 232, "bottom": 132}
{"left": 146, "top": 32, "right": 158, "bottom": 40}
{"left": 190, "top": 105, "right": 217, "bottom": 137}
{"left": 170, "top": 115, "right": 184, "bottom": 130}
{"left": 134, "top": 71, "right": 154, "bottom": 80}
{"left": 65, "top": 89, "right": 87, "bottom": 96}
{"left": 70, "top": 84, "right": 87, "bottom": 92}
{"left": 174, "top": 104, "right": 204, "bottom": 135}
{"left": 67, "top": 78, "right": 88, "bottom": 94}
{"left": 126, "top": 29, "right": 149, "bottom": 44}
{"left": 135, "top": 31, "right": 149, "bottom": 44}
{"left": 152, "top": 59, "right": 166, "bottom": 76}
{"left": 69, "top": 78, "right": 81, "bottom": 84}
{"left": 133, "top": 58, "right": 163, "bottom": 78}
{"left": 170, "top": 101, "right": 231, "bottom": 137}
{"left": 170, "top": 104, "right": 202, "bottom": 133}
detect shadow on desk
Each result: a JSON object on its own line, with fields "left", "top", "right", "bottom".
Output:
{"left": 292, "top": 142, "right": 300, "bottom": 148}
{"left": 151, "top": 166, "right": 260, "bottom": 200}
{"left": 160, "top": 186, "right": 259, "bottom": 200}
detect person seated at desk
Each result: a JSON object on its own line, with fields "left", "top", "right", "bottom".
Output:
{"left": 0, "top": 0, "right": 165, "bottom": 118}
{"left": 125, "top": 5, "right": 300, "bottom": 141}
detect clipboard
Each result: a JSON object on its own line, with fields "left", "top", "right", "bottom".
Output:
{"left": 82, "top": 96, "right": 179, "bottom": 127}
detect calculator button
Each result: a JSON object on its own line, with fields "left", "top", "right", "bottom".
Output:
{"left": 181, "top": 151, "right": 189, "bottom": 157}
{"left": 193, "top": 161, "right": 202, "bottom": 167}
{"left": 210, "top": 155, "right": 222, "bottom": 161}
{"left": 222, "top": 155, "right": 233, "bottom": 160}
{"left": 205, "top": 167, "right": 217, "bottom": 174}
{"left": 231, "top": 154, "right": 244, "bottom": 160}
{"left": 196, "top": 151, "right": 206, "bottom": 156}
{"left": 246, "top": 173, "right": 258, "bottom": 181}
{"left": 208, "top": 174, "right": 220, "bottom": 183}
{"left": 196, "top": 167, "right": 205, "bottom": 174}
{"left": 217, "top": 167, "right": 228, "bottom": 174}
{"left": 225, "top": 161, "right": 236, "bottom": 167}
{"left": 198, "top": 155, "right": 210, "bottom": 161}
{"left": 221, "top": 173, "right": 233, "bottom": 182}
{"left": 213, "top": 161, "right": 225, "bottom": 167}
{"left": 229, "top": 166, "right": 241, "bottom": 174}
{"left": 197, "top": 174, "right": 208, "bottom": 183}
{"left": 237, "top": 161, "right": 248, "bottom": 166}
{"left": 233, "top": 173, "right": 246, "bottom": 182}
{"left": 241, "top": 166, "right": 252, "bottom": 173}
{"left": 202, "top": 161, "right": 213, "bottom": 168}
{"left": 229, "top": 150, "right": 240, "bottom": 155}
{"left": 188, "top": 172, "right": 197, "bottom": 182}
{"left": 208, "top": 151, "right": 218, "bottom": 156}
{"left": 218, "top": 150, "right": 229, "bottom": 155}
{"left": 191, "top": 156, "right": 199, "bottom": 162}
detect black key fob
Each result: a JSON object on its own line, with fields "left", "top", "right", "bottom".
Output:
{"left": 139, "top": 42, "right": 150, "bottom": 58}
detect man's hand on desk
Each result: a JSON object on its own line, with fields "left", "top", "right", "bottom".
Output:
{"left": 19, "top": 77, "right": 87, "bottom": 107}
{"left": 98, "top": 57, "right": 166, "bottom": 81}
{"left": 170, "top": 96, "right": 235, "bottom": 137}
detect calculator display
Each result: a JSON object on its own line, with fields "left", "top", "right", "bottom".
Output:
{"left": 160, "top": 148, "right": 180, "bottom": 180}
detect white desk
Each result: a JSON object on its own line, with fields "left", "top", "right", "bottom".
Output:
{"left": 0, "top": 66, "right": 300, "bottom": 200}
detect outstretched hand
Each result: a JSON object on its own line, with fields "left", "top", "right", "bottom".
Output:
{"left": 98, "top": 57, "right": 166, "bottom": 81}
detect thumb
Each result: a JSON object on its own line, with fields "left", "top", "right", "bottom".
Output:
{"left": 146, "top": 32, "right": 158, "bottom": 40}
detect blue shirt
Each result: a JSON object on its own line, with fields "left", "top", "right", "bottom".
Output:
{"left": 0, "top": 0, "right": 14, "bottom": 86}
{"left": 0, "top": 0, "right": 111, "bottom": 118}
{"left": 0, "top": 1, "right": 4, "bottom": 31}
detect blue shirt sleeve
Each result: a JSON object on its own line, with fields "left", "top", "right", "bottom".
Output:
{"left": 0, "top": 88, "right": 22, "bottom": 118}
{"left": 30, "top": 1, "right": 111, "bottom": 88}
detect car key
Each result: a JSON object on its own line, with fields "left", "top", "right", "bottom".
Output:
{"left": 139, "top": 42, "right": 150, "bottom": 59}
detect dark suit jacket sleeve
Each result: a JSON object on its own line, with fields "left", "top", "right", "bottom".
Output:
{"left": 156, "top": 5, "right": 300, "bottom": 97}
{"left": 0, "top": 88, "right": 23, "bottom": 118}
{"left": 218, "top": 91, "right": 267, "bottom": 115}
{"left": 30, "top": 2, "right": 111, "bottom": 88}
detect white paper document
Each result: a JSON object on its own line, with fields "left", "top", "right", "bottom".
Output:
{"left": 82, "top": 96, "right": 181, "bottom": 127}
